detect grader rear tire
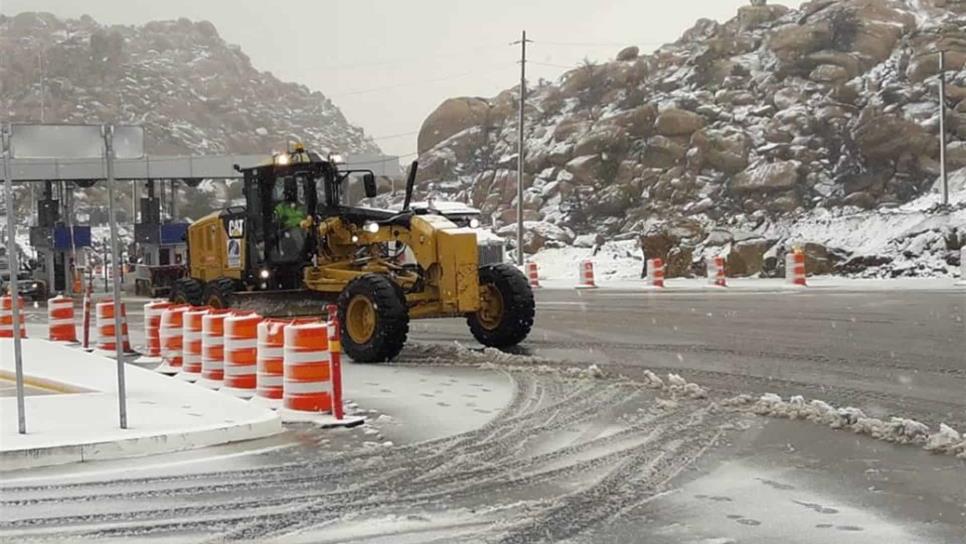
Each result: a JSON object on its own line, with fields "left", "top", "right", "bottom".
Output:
{"left": 337, "top": 274, "right": 409, "bottom": 363}
{"left": 171, "top": 277, "right": 204, "bottom": 306}
{"left": 468, "top": 263, "right": 535, "bottom": 348}
{"left": 203, "top": 278, "right": 238, "bottom": 309}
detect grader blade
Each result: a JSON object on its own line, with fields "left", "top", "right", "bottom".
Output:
{"left": 230, "top": 290, "right": 334, "bottom": 318}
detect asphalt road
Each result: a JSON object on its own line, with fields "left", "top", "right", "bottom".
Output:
{"left": 2, "top": 285, "right": 964, "bottom": 543}
{"left": 412, "top": 286, "right": 966, "bottom": 429}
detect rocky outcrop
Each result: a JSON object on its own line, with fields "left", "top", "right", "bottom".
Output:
{"left": 0, "top": 12, "right": 378, "bottom": 155}
{"left": 414, "top": 0, "right": 966, "bottom": 262}
{"left": 417, "top": 97, "right": 491, "bottom": 155}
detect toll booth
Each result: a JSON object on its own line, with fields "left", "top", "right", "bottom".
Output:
{"left": 132, "top": 181, "right": 188, "bottom": 296}
{"left": 27, "top": 181, "right": 92, "bottom": 298}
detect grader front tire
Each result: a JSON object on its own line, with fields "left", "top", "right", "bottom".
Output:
{"left": 337, "top": 274, "right": 410, "bottom": 363}
{"left": 468, "top": 263, "right": 535, "bottom": 348}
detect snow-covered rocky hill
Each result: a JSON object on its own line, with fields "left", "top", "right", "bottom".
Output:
{"left": 415, "top": 0, "right": 966, "bottom": 277}
{"left": 0, "top": 11, "right": 378, "bottom": 155}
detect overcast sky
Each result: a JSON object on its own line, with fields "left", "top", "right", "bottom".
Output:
{"left": 1, "top": 0, "right": 804, "bottom": 158}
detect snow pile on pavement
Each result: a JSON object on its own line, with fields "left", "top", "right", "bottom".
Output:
{"left": 727, "top": 392, "right": 966, "bottom": 459}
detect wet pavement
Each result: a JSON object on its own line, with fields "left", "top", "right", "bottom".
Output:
{"left": 2, "top": 286, "right": 964, "bottom": 542}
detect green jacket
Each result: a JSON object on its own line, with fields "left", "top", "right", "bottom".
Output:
{"left": 275, "top": 202, "right": 306, "bottom": 229}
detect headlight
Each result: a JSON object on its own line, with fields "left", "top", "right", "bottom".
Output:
{"left": 351, "top": 235, "right": 359, "bottom": 243}
{"left": 364, "top": 222, "right": 379, "bottom": 234}
{"left": 469, "top": 218, "right": 480, "bottom": 228}
{"left": 259, "top": 269, "right": 270, "bottom": 279}
{"left": 275, "top": 153, "right": 290, "bottom": 166}
{"left": 330, "top": 154, "right": 345, "bottom": 164}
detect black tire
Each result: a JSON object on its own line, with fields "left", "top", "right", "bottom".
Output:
{"left": 337, "top": 274, "right": 409, "bottom": 363}
{"left": 202, "top": 278, "right": 238, "bottom": 309}
{"left": 170, "top": 277, "right": 204, "bottom": 306}
{"left": 468, "top": 263, "right": 535, "bottom": 348}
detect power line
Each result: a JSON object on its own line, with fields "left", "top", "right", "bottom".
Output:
{"left": 314, "top": 43, "right": 508, "bottom": 72}
{"left": 529, "top": 61, "right": 580, "bottom": 70}
{"left": 535, "top": 40, "right": 668, "bottom": 48}
{"left": 369, "top": 130, "right": 419, "bottom": 141}
{"left": 330, "top": 63, "right": 512, "bottom": 97}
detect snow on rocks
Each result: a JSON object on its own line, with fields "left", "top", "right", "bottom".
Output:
{"left": 741, "top": 392, "right": 965, "bottom": 458}
{"left": 642, "top": 370, "right": 665, "bottom": 389}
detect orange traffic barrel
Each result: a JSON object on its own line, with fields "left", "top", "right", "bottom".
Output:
{"left": 200, "top": 309, "right": 231, "bottom": 388}
{"left": 95, "top": 299, "right": 131, "bottom": 352}
{"left": 48, "top": 295, "right": 77, "bottom": 342}
{"left": 178, "top": 307, "right": 208, "bottom": 382}
{"left": 0, "top": 295, "right": 26, "bottom": 338}
{"left": 282, "top": 322, "right": 332, "bottom": 413}
{"left": 526, "top": 262, "right": 540, "bottom": 288}
{"left": 255, "top": 319, "right": 289, "bottom": 406}
{"left": 786, "top": 251, "right": 807, "bottom": 286}
{"left": 707, "top": 256, "right": 727, "bottom": 287}
{"left": 647, "top": 258, "right": 665, "bottom": 288}
{"left": 576, "top": 259, "right": 597, "bottom": 289}
{"left": 157, "top": 305, "right": 189, "bottom": 374}
{"left": 222, "top": 312, "right": 262, "bottom": 398}
{"left": 143, "top": 300, "right": 172, "bottom": 358}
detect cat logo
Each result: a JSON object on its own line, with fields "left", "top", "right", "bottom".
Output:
{"left": 227, "top": 218, "right": 245, "bottom": 238}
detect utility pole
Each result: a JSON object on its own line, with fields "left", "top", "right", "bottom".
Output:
{"left": 511, "top": 30, "right": 532, "bottom": 266}
{"left": 938, "top": 49, "right": 948, "bottom": 207}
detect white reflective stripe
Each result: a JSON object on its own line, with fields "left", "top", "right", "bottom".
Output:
{"left": 283, "top": 350, "right": 330, "bottom": 364}
{"left": 202, "top": 359, "right": 223, "bottom": 366}
{"left": 203, "top": 337, "right": 224, "bottom": 347}
{"left": 257, "top": 374, "right": 283, "bottom": 386}
{"left": 283, "top": 380, "right": 332, "bottom": 394}
{"left": 226, "top": 338, "right": 257, "bottom": 349}
{"left": 49, "top": 318, "right": 75, "bottom": 326}
{"left": 224, "top": 364, "right": 255, "bottom": 375}
{"left": 184, "top": 331, "right": 203, "bottom": 340}
{"left": 257, "top": 346, "right": 283, "bottom": 358}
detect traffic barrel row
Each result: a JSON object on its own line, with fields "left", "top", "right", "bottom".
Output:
{"left": 0, "top": 295, "right": 26, "bottom": 338}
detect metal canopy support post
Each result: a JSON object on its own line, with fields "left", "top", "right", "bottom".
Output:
{"left": 103, "top": 125, "right": 128, "bottom": 430}
{"left": 2, "top": 126, "right": 27, "bottom": 434}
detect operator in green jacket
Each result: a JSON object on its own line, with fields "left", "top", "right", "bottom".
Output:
{"left": 274, "top": 180, "right": 307, "bottom": 229}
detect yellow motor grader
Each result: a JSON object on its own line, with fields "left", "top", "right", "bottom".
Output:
{"left": 170, "top": 146, "right": 534, "bottom": 362}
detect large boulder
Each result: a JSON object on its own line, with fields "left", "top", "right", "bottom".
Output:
{"left": 616, "top": 45, "right": 640, "bottom": 61}
{"left": 643, "top": 136, "right": 688, "bottom": 168}
{"left": 726, "top": 237, "right": 773, "bottom": 276}
{"left": 418, "top": 97, "right": 490, "bottom": 154}
{"left": 605, "top": 103, "right": 658, "bottom": 138}
{"left": 852, "top": 107, "right": 932, "bottom": 160}
{"left": 737, "top": 3, "right": 791, "bottom": 30}
{"left": 497, "top": 221, "right": 574, "bottom": 255}
{"left": 655, "top": 108, "right": 705, "bottom": 137}
{"left": 730, "top": 160, "right": 801, "bottom": 193}
{"left": 564, "top": 155, "right": 602, "bottom": 185}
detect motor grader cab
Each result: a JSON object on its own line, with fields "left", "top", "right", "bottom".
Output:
{"left": 172, "top": 146, "right": 534, "bottom": 362}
